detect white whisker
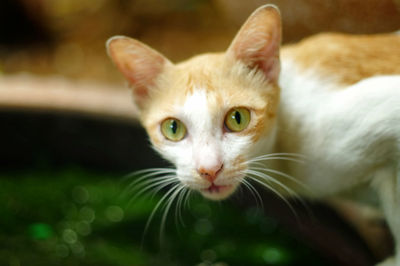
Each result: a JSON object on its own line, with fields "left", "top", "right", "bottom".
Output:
{"left": 245, "top": 152, "right": 306, "bottom": 165}
{"left": 245, "top": 163, "right": 314, "bottom": 221}
{"left": 239, "top": 177, "right": 264, "bottom": 209}
{"left": 244, "top": 174, "right": 293, "bottom": 206}
{"left": 127, "top": 175, "right": 176, "bottom": 193}
{"left": 142, "top": 183, "right": 182, "bottom": 244}
{"left": 127, "top": 175, "right": 178, "bottom": 206}
{"left": 245, "top": 175, "right": 300, "bottom": 221}
{"left": 183, "top": 188, "right": 192, "bottom": 210}
{"left": 248, "top": 156, "right": 305, "bottom": 164}
{"left": 257, "top": 152, "right": 306, "bottom": 158}
{"left": 125, "top": 167, "right": 176, "bottom": 177}
{"left": 245, "top": 169, "right": 298, "bottom": 197}
{"left": 250, "top": 166, "right": 311, "bottom": 194}
{"left": 180, "top": 188, "right": 191, "bottom": 225}
{"left": 122, "top": 168, "right": 176, "bottom": 185}
{"left": 148, "top": 179, "right": 181, "bottom": 201}
{"left": 124, "top": 169, "right": 176, "bottom": 189}
{"left": 174, "top": 186, "right": 189, "bottom": 228}
{"left": 159, "top": 185, "right": 187, "bottom": 244}
{"left": 120, "top": 168, "right": 177, "bottom": 200}
{"left": 245, "top": 160, "right": 313, "bottom": 214}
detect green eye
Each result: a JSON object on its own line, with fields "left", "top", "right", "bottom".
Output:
{"left": 161, "top": 118, "right": 187, "bottom": 141}
{"left": 224, "top": 107, "right": 251, "bottom": 132}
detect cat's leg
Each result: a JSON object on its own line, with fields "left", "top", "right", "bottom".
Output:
{"left": 328, "top": 198, "right": 392, "bottom": 260}
{"left": 373, "top": 166, "right": 400, "bottom": 266}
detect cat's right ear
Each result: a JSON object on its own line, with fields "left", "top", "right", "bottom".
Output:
{"left": 226, "top": 5, "right": 281, "bottom": 82}
{"left": 106, "top": 36, "right": 173, "bottom": 109}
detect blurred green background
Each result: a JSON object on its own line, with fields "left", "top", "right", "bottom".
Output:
{"left": 0, "top": 112, "right": 339, "bottom": 266}
{"left": 1, "top": 0, "right": 398, "bottom": 265}
{"left": 0, "top": 167, "right": 324, "bottom": 266}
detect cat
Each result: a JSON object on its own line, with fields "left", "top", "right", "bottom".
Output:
{"left": 106, "top": 5, "right": 400, "bottom": 265}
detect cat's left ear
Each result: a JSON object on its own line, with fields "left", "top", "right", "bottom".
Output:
{"left": 226, "top": 5, "right": 281, "bottom": 82}
{"left": 106, "top": 36, "right": 173, "bottom": 109}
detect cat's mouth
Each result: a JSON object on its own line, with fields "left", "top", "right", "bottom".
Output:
{"left": 200, "top": 183, "right": 236, "bottom": 200}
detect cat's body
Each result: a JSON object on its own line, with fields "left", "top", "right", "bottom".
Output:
{"left": 277, "top": 33, "right": 400, "bottom": 199}
{"left": 107, "top": 5, "right": 400, "bottom": 265}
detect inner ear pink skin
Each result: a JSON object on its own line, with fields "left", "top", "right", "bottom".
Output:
{"left": 106, "top": 36, "right": 173, "bottom": 109}
{"left": 226, "top": 5, "right": 281, "bottom": 82}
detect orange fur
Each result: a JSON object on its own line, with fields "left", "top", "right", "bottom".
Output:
{"left": 282, "top": 32, "right": 400, "bottom": 86}
{"left": 107, "top": 6, "right": 282, "bottom": 147}
{"left": 141, "top": 54, "right": 280, "bottom": 144}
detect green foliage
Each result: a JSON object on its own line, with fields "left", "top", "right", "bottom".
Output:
{"left": 0, "top": 168, "right": 327, "bottom": 265}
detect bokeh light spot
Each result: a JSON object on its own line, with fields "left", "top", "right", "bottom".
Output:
{"left": 28, "top": 223, "right": 53, "bottom": 240}
{"left": 62, "top": 228, "right": 78, "bottom": 244}
{"left": 194, "top": 218, "right": 213, "bottom": 235}
{"left": 262, "top": 247, "right": 288, "bottom": 264}
{"left": 76, "top": 221, "right": 91, "bottom": 236}
{"left": 79, "top": 206, "right": 95, "bottom": 223}
{"left": 72, "top": 186, "right": 90, "bottom": 204}
{"left": 70, "top": 241, "right": 85, "bottom": 256}
{"left": 105, "top": 205, "right": 124, "bottom": 222}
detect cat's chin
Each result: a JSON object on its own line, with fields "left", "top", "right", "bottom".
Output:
{"left": 199, "top": 183, "right": 238, "bottom": 201}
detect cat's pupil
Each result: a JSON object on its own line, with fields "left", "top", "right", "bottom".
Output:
{"left": 170, "top": 120, "right": 178, "bottom": 134}
{"left": 234, "top": 111, "right": 241, "bottom": 124}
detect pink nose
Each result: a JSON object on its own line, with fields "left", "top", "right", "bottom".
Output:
{"left": 197, "top": 164, "right": 223, "bottom": 183}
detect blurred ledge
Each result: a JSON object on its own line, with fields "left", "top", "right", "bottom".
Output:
{"left": 0, "top": 74, "right": 139, "bottom": 123}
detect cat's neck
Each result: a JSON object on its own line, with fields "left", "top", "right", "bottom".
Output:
{"left": 275, "top": 49, "right": 342, "bottom": 154}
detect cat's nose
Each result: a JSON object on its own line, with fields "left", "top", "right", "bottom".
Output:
{"left": 197, "top": 164, "right": 223, "bottom": 183}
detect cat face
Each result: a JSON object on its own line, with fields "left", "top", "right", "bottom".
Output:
{"left": 107, "top": 5, "right": 281, "bottom": 200}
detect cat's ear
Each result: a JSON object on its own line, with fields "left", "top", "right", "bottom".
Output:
{"left": 106, "top": 36, "right": 173, "bottom": 108}
{"left": 226, "top": 5, "right": 281, "bottom": 82}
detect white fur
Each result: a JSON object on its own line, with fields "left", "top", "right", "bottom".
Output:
{"left": 279, "top": 58, "right": 400, "bottom": 265}
{"left": 154, "top": 88, "right": 254, "bottom": 199}
{"left": 279, "top": 59, "right": 400, "bottom": 196}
